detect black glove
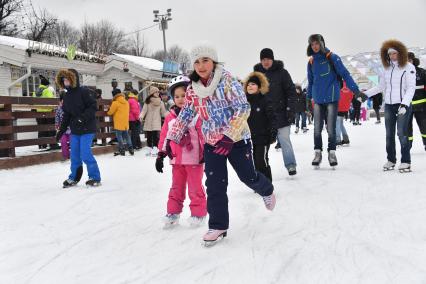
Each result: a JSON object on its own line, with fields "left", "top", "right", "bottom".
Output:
{"left": 355, "top": 91, "right": 368, "bottom": 103}
{"left": 155, "top": 152, "right": 167, "bottom": 173}
{"left": 55, "top": 130, "right": 64, "bottom": 142}
{"left": 165, "top": 139, "right": 173, "bottom": 160}
{"left": 270, "top": 128, "right": 278, "bottom": 144}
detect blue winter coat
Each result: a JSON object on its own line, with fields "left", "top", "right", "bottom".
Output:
{"left": 307, "top": 49, "right": 359, "bottom": 104}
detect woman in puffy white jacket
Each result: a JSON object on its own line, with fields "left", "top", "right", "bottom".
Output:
{"left": 358, "top": 39, "right": 416, "bottom": 172}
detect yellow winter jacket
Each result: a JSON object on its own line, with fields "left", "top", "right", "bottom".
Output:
{"left": 107, "top": 93, "right": 130, "bottom": 131}
{"left": 33, "top": 85, "right": 55, "bottom": 112}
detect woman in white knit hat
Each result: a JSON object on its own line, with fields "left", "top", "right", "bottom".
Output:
{"left": 165, "top": 42, "right": 276, "bottom": 246}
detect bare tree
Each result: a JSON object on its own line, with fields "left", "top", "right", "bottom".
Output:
{"left": 45, "top": 20, "right": 80, "bottom": 47}
{"left": 129, "top": 30, "right": 149, "bottom": 57}
{"left": 24, "top": 2, "right": 58, "bottom": 42}
{"left": 0, "top": 0, "right": 23, "bottom": 36}
{"left": 79, "top": 20, "right": 126, "bottom": 55}
{"left": 152, "top": 45, "right": 190, "bottom": 65}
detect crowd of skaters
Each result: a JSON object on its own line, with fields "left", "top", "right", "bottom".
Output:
{"left": 48, "top": 33, "right": 426, "bottom": 244}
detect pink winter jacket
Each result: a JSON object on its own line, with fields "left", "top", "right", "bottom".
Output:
{"left": 158, "top": 108, "right": 204, "bottom": 165}
{"left": 128, "top": 97, "right": 140, "bottom": 122}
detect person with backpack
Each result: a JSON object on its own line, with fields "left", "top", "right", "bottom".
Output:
{"left": 294, "top": 85, "right": 308, "bottom": 134}
{"left": 407, "top": 52, "right": 426, "bottom": 151}
{"left": 306, "top": 34, "right": 360, "bottom": 168}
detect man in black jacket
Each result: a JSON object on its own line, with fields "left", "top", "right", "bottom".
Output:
{"left": 56, "top": 69, "right": 101, "bottom": 187}
{"left": 254, "top": 48, "right": 298, "bottom": 176}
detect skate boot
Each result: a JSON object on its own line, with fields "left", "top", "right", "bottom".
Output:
{"left": 163, "top": 213, "right": 180, "bottom": 229}
{"left": 302, "top": 127, "right": 308, "bottom": 133}
{"left": 375, "top": 120, "right": 381, "bottom": 124}
{"left": 383, "top": 161, "right": 396, "bottom": 171}
{"left": 128, "top": 147, "right": 135, "bottom": 156}
{"left": 203, "top": 229, "right": 227, "bottom": 247}
{"left": 63, "top": 179, "right": 78, "bottom": 188}
{"left": 287, "top": 166, "right": 297, "bottom": 176}
{"left": 151, "top": 147, "right": 159, "bottom": 157}
{"left": 328, "top": 150, "right": 338, "bottom": 168}
{"left": 312, "top": 150, "right": 322, "bottom": 168}
{"left": 188, "top": 216, "right": 206, "bottom": 227}
{"left": 398, "top": 163, "right": 411, "bottom": 173}
{"left": 295, "top": 127, "right": 299, "bottom": 134}
{"left": 86, "top": 179, "right": 101, "bottom": 187}
{"left": 262, "top": 193, "right": 276, "bottom": 211}
{"left": 114, "top": 148, "right": 125, "bottom": 156}
{"left": 341, "top": 139, "right": 350, "bottom": 146}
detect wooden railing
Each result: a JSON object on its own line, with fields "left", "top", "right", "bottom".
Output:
{"left": 0, "top": 96, "right": 115, "bottom": 160}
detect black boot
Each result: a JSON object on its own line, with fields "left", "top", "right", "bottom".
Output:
{"left": 86, "top": 179, "right": 101, "bottom": 187}
{"left": 128, "top": 147, "right": 135, "bottom": 156}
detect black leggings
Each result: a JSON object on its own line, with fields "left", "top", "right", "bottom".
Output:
{"left": 145, "top": 131, "right": 159, "bottom": 148}
{"left": 252, "top": 144, "right": 272, "bottom": 181}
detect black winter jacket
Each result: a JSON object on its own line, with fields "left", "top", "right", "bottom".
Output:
{"left": 254, "top": 60, "right": 297, "bottom": 128}
{"left": 247, "top": 93, "right": 275, "bottom": 145}
{"left": 60, "top": 81, "right": 97, "bottom": 135}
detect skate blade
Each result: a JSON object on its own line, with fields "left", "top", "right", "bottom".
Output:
{"left": 163, "top": 222, "right": 179, "bottom": 230}
{"left": 383, "top": 167, "right": 395, "bottom": 171}
{"left": 86, "top": 183, "right": 101, "bottom": 188}
{"left": 399, "top": 169, "right": 411, "bottom": 173}
{"left": 203, "top": 234, "right": 226, "bottom": 247}
{"left": 313, "top": 165, "right": 320, "bottom": 170}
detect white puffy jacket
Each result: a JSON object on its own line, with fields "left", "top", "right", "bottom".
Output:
{"left": 365, "top": 61, "right": 416, "bottom": 106}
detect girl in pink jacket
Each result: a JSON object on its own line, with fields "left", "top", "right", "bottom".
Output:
{"left": 155, "top": 76, "right": 206, "bottom": 228}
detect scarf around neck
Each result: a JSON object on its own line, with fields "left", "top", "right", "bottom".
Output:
{"left": 192, "top": 65, "right": 223, "bottom": 98}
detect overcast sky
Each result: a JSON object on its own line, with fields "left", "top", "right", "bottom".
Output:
{"left": 35, "top": 0, "right": 426, "bottom": 82}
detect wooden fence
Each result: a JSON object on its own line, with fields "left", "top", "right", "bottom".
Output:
{"left": 0, "top": 96, "right": 116, "bottom": 169}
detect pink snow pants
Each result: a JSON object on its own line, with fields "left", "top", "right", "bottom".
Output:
{"left": 167, "top": 164, "right": 207, "bottom": 217}
{"left": 60, "top": 133, "right": 70, "bottom": 159}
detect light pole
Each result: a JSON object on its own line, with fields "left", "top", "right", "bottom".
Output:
{"left": 153, "top": 9, "right": 172, "bottom": 61}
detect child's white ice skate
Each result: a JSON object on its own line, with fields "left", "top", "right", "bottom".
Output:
{"left": 203, "top": 229, "right": 227, "bottom": 247}
{"left": 163, "top": 213, "right": 180, "bottom": 229}
{"left": 188, "top": 216, "right": 206, "bottom": 227}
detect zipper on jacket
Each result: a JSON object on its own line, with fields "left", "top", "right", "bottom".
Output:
{"left": 389, "top": 64, "right": 395, "bottom": 104}
{"left": 399, "top": 71, "right": 406, "bottom": 103}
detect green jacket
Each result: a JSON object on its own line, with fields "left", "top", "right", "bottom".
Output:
{"left": 33, "top": 85, "right": 55, "bottom": 112}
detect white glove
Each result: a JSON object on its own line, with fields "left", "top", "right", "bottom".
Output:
{"left": 398, "top": 105, "right": 407, "bottom": 116}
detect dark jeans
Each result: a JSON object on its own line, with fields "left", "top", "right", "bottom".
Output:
{"left": 129, "top": 121, "right": 142, "bottom": 148}
{"left": 374, "top": 108, "right": 381, "bottom": 122}
{"left": 384, "top": 104, "right": 412, "bottom": 163}
{"left": 408, "top": 110, "right": 426, "bottom": 148}
{"left": 145, "top": 131, "right": 159, "bottom": 148}
{"left": 204, "top": 140, "right": 274, "bottom": 230}
{"left": 253, "top": 144, "right": 272, "bottom": 181}
{"left": 314, "top": 102, "right": 338, "bottom": 151}
{"left": 295, "top": 112, "right": 307, "bottom": 128}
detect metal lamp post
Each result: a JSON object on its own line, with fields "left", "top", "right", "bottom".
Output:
{"left": 153, "top": 9, "right": 172, "bottom": 60}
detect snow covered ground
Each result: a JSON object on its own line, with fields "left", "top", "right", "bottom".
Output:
{"left": 1, "top": 120, "right": 426, "bottom": 284}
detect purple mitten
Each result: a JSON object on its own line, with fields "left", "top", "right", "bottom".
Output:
{"left": 213, "top": 136, "right": 234, "bottom": 156}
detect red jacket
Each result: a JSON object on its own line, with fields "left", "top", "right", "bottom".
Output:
{"left": 338, "top": 82, "right": 354, "bottom": 112}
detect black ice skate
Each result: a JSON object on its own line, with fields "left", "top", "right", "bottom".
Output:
{"left": 86, "top": 179, "right": 101, "bottom": 187}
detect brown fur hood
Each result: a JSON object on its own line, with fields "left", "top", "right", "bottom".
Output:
{"left": 55, "top": 69, "right": 78, "bottom": 89}
{"left": 243, "top": 71, "right": 269, "bottom": 95}
{"left": 380, "top": 39, "right": 408, "bottom": 68}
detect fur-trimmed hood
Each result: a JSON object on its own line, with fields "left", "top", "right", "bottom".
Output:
{"left": 254, "top": 60, "right": 285, "bottom": 73}
{"left": 243, "top": 71, "right": 269, "bottom": 95}
{"left": 380, "top": 39, "right": 408, "bottom": 68}
{"left": 55, "top": 69, "right": 78, "bottom": 89}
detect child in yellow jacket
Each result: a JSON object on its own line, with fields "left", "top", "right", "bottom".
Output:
{"left": 107, "top": 89, "right": 134, "bottom": 156}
